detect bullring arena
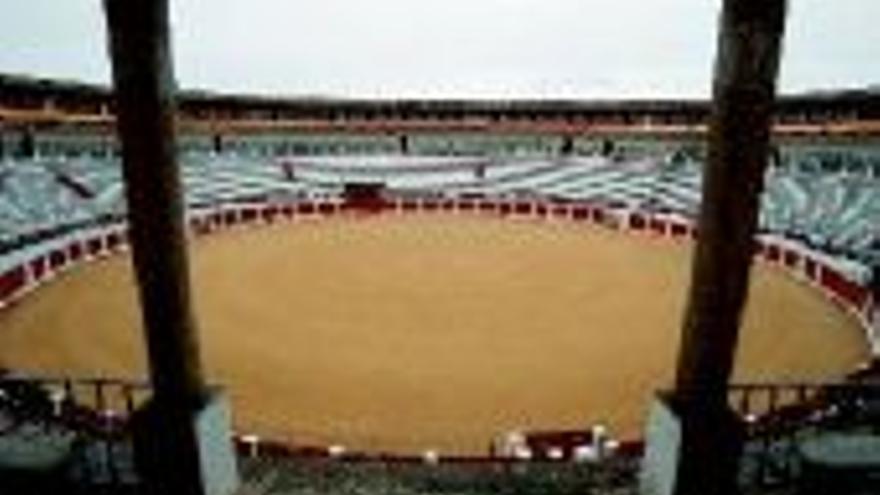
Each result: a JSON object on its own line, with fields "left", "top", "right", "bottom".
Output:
{"left": 2, "top": 72, "right": 880, "bottom": 493}
{"left": 0, "top": 199, "right": 869, "bottom": 455}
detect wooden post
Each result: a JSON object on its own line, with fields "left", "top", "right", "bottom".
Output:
{"left": 671, "top": 0, "right": 787, "bottom": 493}
{"left": 103, "top": 0, "right": 211, "bottom": 493}
{"left": 103, "top": 0, "right": 206, "bottom": 412}
{"left": 677, "top": 0, "right": 787, "bottom": 411}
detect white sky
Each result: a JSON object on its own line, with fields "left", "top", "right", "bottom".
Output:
{"left": 1, "top": 0, "right": 878, "bottom": 99}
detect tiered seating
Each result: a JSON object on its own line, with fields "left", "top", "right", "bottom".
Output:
{"left": 450, "top": 159, "right": 578, "bottom": 195}
{"left": 760, "top": 167, "right": 880, "bottom": 261}
{"left": 0, "top": 145, "right": 878, "bottom": 264}
{"left": 0, "top": 162, "right": 94, "bottom": 241}
{"left": 286, "top": 156, "right": 484, "bottom": 190}
{"left": 224, "top": 133, "right": 399, "bottom": 157}
{"left": 40, "top": 159, "right": 123, "bottom": 216}
{"left": 409, "top": 134, "right": 563, "bottom": 156}
{"left": 0, "top": 193, "right": 29, "bottom": 243}
{"left": 828, "top": 181, "right": 880, "bottom": 251}
{"left": 181, "top": 156, "right": 301, "bottom": 206}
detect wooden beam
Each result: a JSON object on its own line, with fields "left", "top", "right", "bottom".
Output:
{"left": 671, "top": 0, "right": 787, "bottom": 493}
{"left": 103, "top": 0, "right": 206, "bottom": 408}
{"left": 103, "top": 0, "right": 209, "bottom": 492}
{"left": 676, "top": 0, "right": 787, "bottom": 406}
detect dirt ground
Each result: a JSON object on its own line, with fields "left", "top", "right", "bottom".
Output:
{"left": 0, "top": 213, "right": 869, "bottom": 455}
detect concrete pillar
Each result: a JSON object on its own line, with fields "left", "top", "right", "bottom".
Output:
{"left": 103, "top": 1, "right": 238, "bottom": 494}
{"left": 641, "top": 2, "right": 787, "bottom": 495}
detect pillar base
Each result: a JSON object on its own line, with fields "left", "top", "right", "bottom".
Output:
{"left": 132, "top": 389, "right": 239, "bottom": 495}
{"left": 640, "top": 393, "right": 744, "bottom": 495}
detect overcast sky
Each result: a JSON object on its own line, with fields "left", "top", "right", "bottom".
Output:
{"left": 2, "top": 0, "right": 878, "bottom": 99}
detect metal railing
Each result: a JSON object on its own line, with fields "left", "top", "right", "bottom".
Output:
{"left": 0, "top": 371, "right": 151, "bottom": 492}
{"left": 727, "top": 380, "right": 880, "bottom": 490}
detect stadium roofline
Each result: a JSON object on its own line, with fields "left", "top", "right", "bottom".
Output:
{"left": 2, "top": 72, "right": 878, "bottom": 111}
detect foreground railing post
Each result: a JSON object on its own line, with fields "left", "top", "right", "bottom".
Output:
{"left": 640, "top": 1, "right": 787, "bottom": 495}
{"left": 102, "top": 1, "right": 238, "bottom": 494}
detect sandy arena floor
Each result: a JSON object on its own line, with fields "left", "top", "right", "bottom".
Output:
{"left": 0, "top": 213, "right": 870, "bottom": 454}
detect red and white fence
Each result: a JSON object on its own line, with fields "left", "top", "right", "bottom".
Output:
{"left": 1, "top": 196, "right": 876, "bottom": 354}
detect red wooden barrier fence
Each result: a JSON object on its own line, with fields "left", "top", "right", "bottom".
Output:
{"left": 630, "top": 213, "right": 646, "bottom": 231}
{"left": 0, "top": 199, "right": 872, "bottom": 332}
{"left": 29, "top": 256, "right": 47, "bottom": 281}
{"left": 0, "top": 265, "right": 27, "bottom": 303}
{"left": 819, "top": 265, "right": 870, "bottom": 310}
